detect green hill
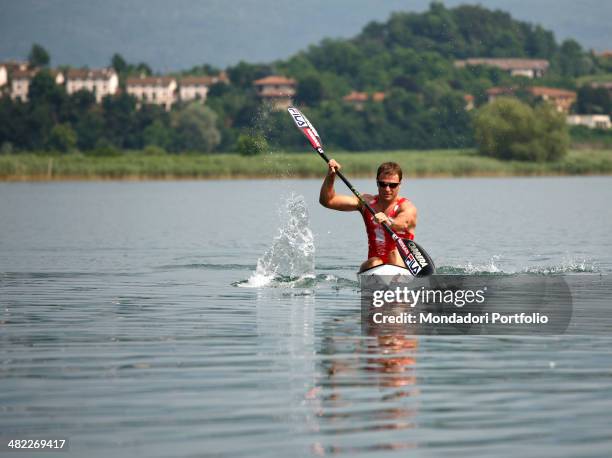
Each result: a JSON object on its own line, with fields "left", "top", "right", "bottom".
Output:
{"left": 1, "top": 3, "right": 610, "bottom": 154}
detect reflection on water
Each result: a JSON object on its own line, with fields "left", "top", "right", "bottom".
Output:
{"left": 308, "top": 329, "right": 420, "bottom": 456}
{"left": 252, "top": 285, "right": 422, "bottom": 456}
{"left": 1, "top": 179, "right": 612, "bottom": 457}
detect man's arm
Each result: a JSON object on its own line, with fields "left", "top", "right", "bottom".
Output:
{"left": 319, "top": 159, "right": 360, "bottom": 212}
{"left": 375, "top": 201, "right": 417, "bottom": 233}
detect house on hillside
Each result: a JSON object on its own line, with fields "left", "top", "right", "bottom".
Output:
{"left": 0, "top": 60, "right": 29, "bottom": 90}
{"left": 179, "top": 77, "right": 210, "bottom": 102}
{"left": 65, "top": 68, "right": 119, "bottom": 103}
{"left": 486, "top": 86, "right": 576, "bottom": 113}
{"left": 253, "top": 75, "right": 296, "bottom": 110}
{"left": 126, "top": 77, "right": 177, "bottom": 110}
{"left": 455, "top": 58, "right": 550, "bottom": 78}
{"left": 342, "top": 91, "right": 385, "bottom": 110}
{"left": 567, "top": 114, "right": 611, "bottom": 129}
{"left": 10, "top": 70, "right": 36, "bottom": 101}
{"left": 10, "top": 69, "right": 64, "bottom": 102}
{"left": 528, "top": 86, "right": 577, "bottom": 113}
{"left": 0, "top": 60, "right": 28, "bottom": 73}
{"left": 179, "top": 73, "right": 229, "bottom": 103}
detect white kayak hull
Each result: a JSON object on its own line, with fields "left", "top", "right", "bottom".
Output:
{"left": 358, "top": 264, "right": 415, "bottom": 288}
{"left": 359, "top": 264, "right": 413, "bottom": 276}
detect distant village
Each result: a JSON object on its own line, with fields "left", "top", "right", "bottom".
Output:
{"left": 1, "top": 55, "right": 611, "bottom": 130}
{"left": 0, "top": 60, "right": 229, "bottom": 111}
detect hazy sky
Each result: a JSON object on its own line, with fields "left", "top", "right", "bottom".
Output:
{"left": 1, "top": 0, "right": 610, "bottom": 71}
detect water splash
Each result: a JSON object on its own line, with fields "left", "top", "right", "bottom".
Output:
{"left": 438, "top": 256, "right": 504, "bottom": 275}
{"left": 438, "top": 255, "right": 598, "bottom": 275}
{"left": 522, "top": 257, "right": 597, "bottom": 274}
{"left": 252, "top": 103, "right": 274, "bottom": 141}
{"left": 239, "top": 194, "right": 315, "bottom": 288}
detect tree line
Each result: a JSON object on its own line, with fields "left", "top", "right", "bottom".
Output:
{"left": 1, "top": 2, "right": 610, "bottom": 159}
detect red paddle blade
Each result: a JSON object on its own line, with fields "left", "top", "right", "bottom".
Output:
{"left": 288, "top": 106, "right": 322, "bottom": 149}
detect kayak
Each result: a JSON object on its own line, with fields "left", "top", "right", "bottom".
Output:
{"left": 359, "top": 264, "right": 413, "bottom": 276}
{"left": 358, "top": 264, "right": 415, "bottom": 288}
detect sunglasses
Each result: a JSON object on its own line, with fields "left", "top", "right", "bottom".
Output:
{"left": 377, "top": 180, "right": 401, "bottom": 189}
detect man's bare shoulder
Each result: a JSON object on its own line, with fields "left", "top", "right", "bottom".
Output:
{"left": 398, "top": 198, "right": 417, "bottom": 213}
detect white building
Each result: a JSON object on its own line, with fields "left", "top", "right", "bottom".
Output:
{"left": 179, "top": 76, "right": 212, "bottom": 102}
{"left": 65, "top": 68, "right": 119, "bottom": 103}
{"left": 0, "top": 60, "right": 28, "bottom": 90}
{"left": 567, "top": 114, "right": 611, "bottom": 129}
{"left": 179, "top": 73, "right": 228, "bottom": 103}
{"left": 454, "top": 58, "right": 550, "bottom": 79}
{"left": 10, "top": 70, "right": 34, "bottom": 101}
{"left": 126, "top": 76, "right": 178, "bottom": 110}
{"left": 10, "top": 69, "right": 64, "bottom": 102}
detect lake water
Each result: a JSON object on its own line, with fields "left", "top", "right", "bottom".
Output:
{"left": 1, "top": 177, "right": 612, "bottom": 457}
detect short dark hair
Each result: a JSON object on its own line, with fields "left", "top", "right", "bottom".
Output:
{"left": 377, "top": 162, "right": 402, "bottom": 181}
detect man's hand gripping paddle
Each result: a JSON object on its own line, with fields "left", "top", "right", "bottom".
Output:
{"left": 287, "top": 106, "right": 435, "bottom": 277}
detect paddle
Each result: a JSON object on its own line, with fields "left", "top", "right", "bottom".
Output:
{"left": 287, "top": 106, "right": 435, "bottom": 277}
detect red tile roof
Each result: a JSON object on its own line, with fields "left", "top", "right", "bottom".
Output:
{"left": 178, "top": 73, "right": 228, "bottom": 87}
{"left": 528, "top": 86, "right": 576, "bottom": 98}
{"left": 253, "top": 75, "right": 296, "bottom": 86}
{"left": 0, "top": 61, "right": 29, "bottom": 73}
{"left": 11, "top": 69, "right": 38, "bottom": 80}
{"left": 180, "top": 76, "right": 220, "bottom": 86}
{"left": 126, "top": 76, "right": 176, "bottom": 87}
{"left": 487, "top": 86, "right": 576, "bottom": 99}
{"left": 66, "top": 68, "right": 116, "bottom": 80}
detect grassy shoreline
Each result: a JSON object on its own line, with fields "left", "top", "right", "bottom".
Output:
{"left": 1, "top": 149, "right": 612, "bottom": 181}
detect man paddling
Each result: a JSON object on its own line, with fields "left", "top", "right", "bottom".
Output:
{"left": 319, "top": 160, "right": 417, "bottom": 272}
